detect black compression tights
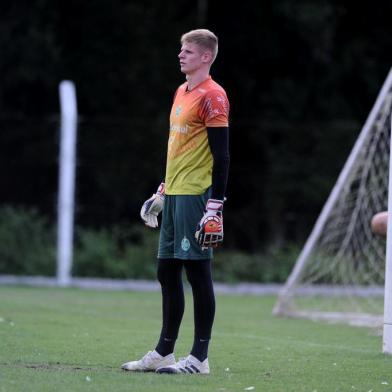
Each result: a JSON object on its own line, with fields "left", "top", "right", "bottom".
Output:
{"left": 155, "top": 258, "right": 215, "bottom": 361}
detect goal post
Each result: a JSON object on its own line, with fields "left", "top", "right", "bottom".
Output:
{"left": 383, "top": 113, "right": 392, "bottom": 353}
{"left": 273, "top": 69, "right": 392, "bottom": 335}
{"left": 57, "top": 80, "right": 78, "bottom": 287}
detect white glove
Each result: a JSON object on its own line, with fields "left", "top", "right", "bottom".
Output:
{"left": 140, "top": 183, "right": 165, "bottom": 228}
{"left": 195, "top": 199, "right": 224, "bottom": 248}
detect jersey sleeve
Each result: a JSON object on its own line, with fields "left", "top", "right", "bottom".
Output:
{"left": 199, "top": 89, "right": 230, "bottom": 127}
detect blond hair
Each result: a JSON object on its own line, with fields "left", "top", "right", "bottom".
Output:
{"left": 181, "top": 29, "right": 218, "bottom": 63}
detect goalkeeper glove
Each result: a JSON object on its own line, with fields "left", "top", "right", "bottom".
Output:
{"left": 140, "top": 183, "right": 165, "bottom": 228}
{"left": 195, "top": 199, "right": 224, "bottom": 248}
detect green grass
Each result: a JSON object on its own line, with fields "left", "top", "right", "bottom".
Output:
{"left": 0, "top": 286, "right": 391, "bottom": 392}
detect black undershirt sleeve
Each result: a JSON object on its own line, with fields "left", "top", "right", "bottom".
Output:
{"left": 206, "top": 127, "right": 230, "bottom": 200}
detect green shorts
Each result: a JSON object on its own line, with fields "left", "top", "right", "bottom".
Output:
{"left": 158, "top": 190, "right": 213, "bottom": 260}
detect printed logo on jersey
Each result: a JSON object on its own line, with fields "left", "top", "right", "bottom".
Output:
{"left": 181, "top": 236, "right": 191, "bottom": 251}
{"left": 167, "top": 125, "right": 199, "bottom": 160}
{"left": 175, "top": 105, "right": 183, "bottom": 117}
{"left": 169, "top": 122, "right": 189, "bottom": 134}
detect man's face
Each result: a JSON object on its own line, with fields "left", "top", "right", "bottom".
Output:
{"left": 178, "top": 42, "right": 209, "bottom": 75}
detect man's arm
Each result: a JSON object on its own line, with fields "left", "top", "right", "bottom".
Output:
{"left": 195, "top": 127, "right": 229, "bottom": 248}
{"left": 207, "top": 126, "right": 230, "bottom": 200}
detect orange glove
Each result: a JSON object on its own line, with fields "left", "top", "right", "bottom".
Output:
{"left": 195, "top": 199, "right": 224, "bottom": 248}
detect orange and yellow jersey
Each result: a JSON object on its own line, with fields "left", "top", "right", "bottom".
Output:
{"left": 165, "top": 76, "right": 229, "bottom": 195}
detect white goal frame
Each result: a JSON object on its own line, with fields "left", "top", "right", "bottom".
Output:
{"left": 384, "top": 111, "right": 392, "bottom": 353}
{"left": 273, "top": 68, "right": 392, "bottom": 353}
{"left": 57, "top": 81, "right": 78, "bottom": 287}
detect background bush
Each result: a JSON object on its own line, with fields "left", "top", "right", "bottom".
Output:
{"left": 73, "top": 225, "right": 159, "bottom": 279}
{"left": 0, "top": 206, "right": 56, "bottom": 275}
{"left": 213, "top": 244, "right": 299, "bottom": 283}
{"left": 0, "top": 205, "right": 298, "bottom": 283}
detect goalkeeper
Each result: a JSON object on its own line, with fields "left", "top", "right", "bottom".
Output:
{"left": 122, "top": 29, "right": 230, "bottom": 375}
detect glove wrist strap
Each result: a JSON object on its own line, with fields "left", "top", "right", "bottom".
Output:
{"left": 157, "top": 182, "right": 165, "bottom": 196}
{"left": 206, "top": 198, "right": 224, "bottom": 211}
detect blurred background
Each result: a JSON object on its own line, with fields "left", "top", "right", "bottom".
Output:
{"left": 1, "top": 0, "right": 391, "bottom": 282}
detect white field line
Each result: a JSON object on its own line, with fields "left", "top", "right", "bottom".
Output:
{"left": 0, "top": 275, "right": 386, "bottom": 297}
{"left": 0, "top": 275, "right": 281, "bottom": 295}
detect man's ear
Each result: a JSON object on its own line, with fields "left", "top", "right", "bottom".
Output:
{"left": 202, "top": 50, "right": 213, "bottom": 64}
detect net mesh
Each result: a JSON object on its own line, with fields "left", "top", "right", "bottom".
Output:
{"left": 274, "top": 76, "right": 392, "bottom": 327}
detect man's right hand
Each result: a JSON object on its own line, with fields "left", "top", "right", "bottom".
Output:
{"left": 140, "top": 183, "right": 165, "bottom": 228}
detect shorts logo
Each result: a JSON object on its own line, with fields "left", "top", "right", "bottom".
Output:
{"left": 181, "top": 236, "right": 190, "bottom": 251}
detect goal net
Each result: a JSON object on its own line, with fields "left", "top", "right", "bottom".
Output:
{"left": 273, "top": 69, "right": 392, "bottom": 327}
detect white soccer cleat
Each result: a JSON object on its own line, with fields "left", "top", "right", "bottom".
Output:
{"left": 156, "top": 354, "right": 210, "bottom": 375}
{"left": 121, "top": 350, "right": 175, "bottom": 372}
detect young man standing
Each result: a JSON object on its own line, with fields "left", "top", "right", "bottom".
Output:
{"left": 121, "top": 29, "right": 230, "bottom": 375}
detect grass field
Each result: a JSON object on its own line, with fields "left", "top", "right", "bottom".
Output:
{"left": 1, "top": 285, "right": 391, "bottom": 392}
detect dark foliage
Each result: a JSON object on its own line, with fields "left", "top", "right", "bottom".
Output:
{"left": 1, "top": 0, "right": 391, "bottom": 252}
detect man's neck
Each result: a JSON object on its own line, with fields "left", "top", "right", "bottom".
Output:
{"left": 186, "top": 70, "right": 210, "bottom": 91}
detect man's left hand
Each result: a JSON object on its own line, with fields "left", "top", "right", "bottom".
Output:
{"left": 195, "top": 199, "right": 224, "bottom": 248}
